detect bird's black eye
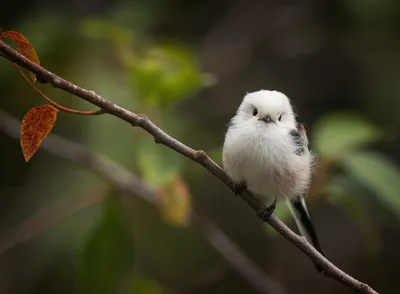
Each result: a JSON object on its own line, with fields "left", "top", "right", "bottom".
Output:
{"left": 278, "top": 113, "right": 283, "bottom": 121}
{"left": 252, "top": 108, "right": 258, "bottom": 116}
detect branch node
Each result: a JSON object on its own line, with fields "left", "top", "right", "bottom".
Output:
{"left": 138, "top": 113, "right": 148, "bottom": 120}
{"left": 359, "top": 283, "right": 370, "bottom": 293}
{"left": 115, "top": 105, "right": 124, "bottom": 114}
{"left": 194, "top": 150, "right": 207, "bottom": 161}
{"left": 132, "top": 113, "right": 147, "bottom": 127}
{"left": 51, "top": 77, "right": 61, "bottom": 87}
{"left": 299, "top": 236, "right": 308, "bottom": 243}
{"left": 87, "top": 90, "right": 97, "bottom": 97}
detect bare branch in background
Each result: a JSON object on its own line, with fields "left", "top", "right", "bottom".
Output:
{"left": 0, "top": 187, "right": 103, "bottom": 255}
{"left": 0, "top": 40, "right": 379, "bottom": 294}
{"left": 0, "top": 109, "right": 286, "bottom": 294}
{"left": 191, "top": 213, "right": 286, "bottom": 294}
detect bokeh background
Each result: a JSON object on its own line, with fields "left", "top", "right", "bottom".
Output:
{"left": 1, "top": 0, "right": 400, "bottom": 293}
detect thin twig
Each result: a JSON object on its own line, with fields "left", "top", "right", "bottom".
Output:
{"left": 0, "top": 187, "right": 104, "bottom": 255}
{"left": 13, "top": 62, "right": 104, "bottom": 115}
{"left": 0, "top": 40, "right": 379, "bottom": 294}
{"left": 0, "top": 109, "right": 285, "bottom": 294}
{"left": 190, "top": 213, "right": 287, "bottom": 294}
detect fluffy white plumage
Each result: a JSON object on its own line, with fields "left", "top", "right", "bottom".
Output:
{"left": 222, "top": 90, "right": 324, "bottom": 267}
{"left": 222, "top": 90, "right": 315, "bottom": 202}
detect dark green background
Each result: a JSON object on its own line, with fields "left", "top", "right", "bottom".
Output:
{"left": 1, "top": 0, "right": 400, "bottom": 293}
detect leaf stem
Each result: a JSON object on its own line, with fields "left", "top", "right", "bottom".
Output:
{"left": 13, "top": 63, "right": 104, "bottom": 116}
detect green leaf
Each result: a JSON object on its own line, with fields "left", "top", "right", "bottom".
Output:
{"left": 343, "top": 151, "right": 400, "bottom": 217}
{"left": 136, "top": 139, "right": 183, "bottom": 187}
{"left": 81, "top": 19, "right": 134, "bottom": 46}
{"left": 130, "top": 276, "right": 166, "bottom": 294}
{"left": 312, "top": 112, "right": 381, "bottom": 159}
{"left": 157, "top": 176, "right": 192, "bottom": 226}
{"left": 132, "top": 43, "right": 211, "bottom": 107}
{"left": 325, "top": 176, "right": 381, "bottom": 253}
{"left": 79, "top": 194, "right": 134, "bottom": 294}
{"left": 342, "top": 0, "right": 396, "bottom": 25}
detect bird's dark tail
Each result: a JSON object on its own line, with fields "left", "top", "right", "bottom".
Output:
{"left": 286, "top": 196, "right": 325, "bottom": 272}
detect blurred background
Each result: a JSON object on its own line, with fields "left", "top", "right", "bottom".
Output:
{"left": 1, "top": 0, "right": 400, "bottom": 293}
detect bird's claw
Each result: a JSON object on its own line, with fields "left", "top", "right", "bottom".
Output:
{"left": 233, "top": 181, "right": 247, "bottom": 197}
{"left": 257, "top": 198, "right": 277, "bottom": 223}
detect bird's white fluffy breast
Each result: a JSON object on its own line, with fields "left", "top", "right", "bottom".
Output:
{"left": 223, "top": 122, "right": 313, "bottom": 201}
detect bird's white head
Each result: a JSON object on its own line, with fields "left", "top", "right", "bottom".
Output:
{"left": 231, "top": 90, "right": 296, "bottom": 129}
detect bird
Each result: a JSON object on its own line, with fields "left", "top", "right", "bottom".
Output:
{"left": 222, "top": 89, "right": 324, "bottom": 270}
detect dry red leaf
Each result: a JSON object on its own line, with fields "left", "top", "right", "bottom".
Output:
{"left": 2, "top": 31, "right": 40, "bottom": 82}
{"left": 20, "top": 105, "right": 58, "bottom": 162}
{"left": 157, "top": 176, "right": 192, "bottom": 226}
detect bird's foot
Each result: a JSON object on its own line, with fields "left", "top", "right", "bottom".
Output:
{"left": 257, "top": 198, "right": 277, "bottom": 223}
{"left": 233, "top": 181, "right": 247, "bottom": 197}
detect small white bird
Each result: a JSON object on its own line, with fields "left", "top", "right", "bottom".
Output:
{"left": 222, "top": 90, "right": 324, "bottom": 268}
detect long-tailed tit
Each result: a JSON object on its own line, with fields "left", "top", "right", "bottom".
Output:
{"left": 222, "top": 90, "right": 324, "bottom": 269}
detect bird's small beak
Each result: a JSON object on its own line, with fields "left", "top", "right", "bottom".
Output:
{"left": 259, "top": 115, "right": 275, "bottom": 124}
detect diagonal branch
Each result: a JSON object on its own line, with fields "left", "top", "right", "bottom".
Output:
{"left": 0, "top": 109, "right": 286, "bottom": 294}
{"left": 0, "top": 187, "right": 104, "bottom": 255}
{"left": 0, "top": 40, "right": 379, "bottom": 294}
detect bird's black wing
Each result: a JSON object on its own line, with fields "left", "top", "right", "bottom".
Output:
{"left": 289, "top": 128, "right": 305, "bottom": 155}
{"left": 287, "top": 124, "right": 325, "bottom": 272}
{"left": 286, "top": 196, "right": 325, "bottom": 256}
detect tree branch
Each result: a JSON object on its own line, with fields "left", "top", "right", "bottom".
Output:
{"left": 0, "top": 40, "right": 379, "bottom": 294}
{"left": 0, "top": 109, "right": 286, "bottom": 294}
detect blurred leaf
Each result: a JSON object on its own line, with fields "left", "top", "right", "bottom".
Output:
{"left": 343, "top": 151, "right": 400, "bottom": 217}
{"left": 2, "top": 30, "right": 40, "bottom": 82}
{"left": 81, "top": 19, "right": 134, "bottom": 47}
{"left": 343, "top": 0, "right": 396, "bottom": 25}
{"left": 20, "top": 105, "right": 58, "bottom": 162}
{"left": 80, "top": 194, "right": 134, "bottom": 294}
{"left": 130, "top": 276, "right": 166, "bottom": 294}
{"left": 157, "top": 175, "right": 192, "bottom": 226}
{"left": 325, "top": 176, "right": 381, "bottom": 253}
{"left": 136, "top": 139, "right": 183, "bottom": 187}
{"left": 324, "top": 175, "right": 348, "bottom": 197}
{"left": 313, "top": 112, "right": 381, "bottom": 159}
{"left": 132, "top": 43, "right": 209, "bottom": 107}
